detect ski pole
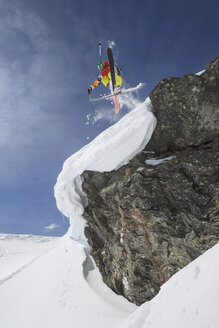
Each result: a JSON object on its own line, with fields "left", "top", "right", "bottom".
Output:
{"left": 99, "top": 42, "right": 102, "bottom": 64}
{"left": 89, "top": 94, "right": 95, "bottom": 111}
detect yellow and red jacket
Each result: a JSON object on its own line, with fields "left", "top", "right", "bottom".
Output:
{"left": 90, "top": 61, "right": 123, "bottom": 90}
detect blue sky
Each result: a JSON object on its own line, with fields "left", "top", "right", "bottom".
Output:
{"left": 0, "top": 0, "right": 218, "bottom": 236}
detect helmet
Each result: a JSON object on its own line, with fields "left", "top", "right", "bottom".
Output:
{"left": 97, "top": 62, "right": 105, "bottom": 70}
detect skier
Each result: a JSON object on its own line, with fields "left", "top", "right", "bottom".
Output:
{"left": 88, "top": 60, "right": 123, "bottom": 95}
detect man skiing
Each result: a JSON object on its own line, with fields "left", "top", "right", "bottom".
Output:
{"left": 88, "top": 60, "right": 123, "bottom": 95}
{"left": 88, "top": 44, "right": 143, "bottom": 114}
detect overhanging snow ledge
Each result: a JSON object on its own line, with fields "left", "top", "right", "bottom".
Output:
{"left": 54, "top": 97, "right": 157, "bottom": 239}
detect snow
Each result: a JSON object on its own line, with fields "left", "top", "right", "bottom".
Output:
{"left": 0, "top": 232, "right": 136, "bottom": 328}
{"left": 54, "top": 96, "right": 156, "bottom": 240}
{"left": 196, "top": 69, "right": 205, "bottom": 75}
{"left": 0, "top": 233, "right": 59, "bottom": 285}
{"left": 146, "top": 155, "right": 175, "bottom": 166}
{"left": 116, "top": 243, "right": 219, "bottom": 328}
{"left": 1, "top": 234, "right": 218, "bottom": 328}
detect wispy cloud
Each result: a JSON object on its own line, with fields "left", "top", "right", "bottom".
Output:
{"left": 44, "top": 223, "right": 59, "bottom": 231}
{"left": 0, "top": 2, "right": 83, "bottom": 186}
{"left": 0, "top": 5, "right": 72, "bottom": 145}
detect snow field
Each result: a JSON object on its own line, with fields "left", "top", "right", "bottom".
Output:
{"left": 0, "top": 233, "right": 59, "bottom": 285}
{"left": 0, "top": 232, "right": 136, "bottom": 328}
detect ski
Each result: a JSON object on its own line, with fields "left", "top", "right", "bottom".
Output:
{"left": 90, "top": 83, "right": 144, "bottom": 102}
{"left": 107, "top": 47, "right": 119, "bottom": 113}
{"left": 107, "top": 47, "right": 116, "bottom": 91}
{"left": 89, "top": 45, "right": 144, "bottom": 114}
{"left": 114, "top": 95, "right": 119, "bottom": 114}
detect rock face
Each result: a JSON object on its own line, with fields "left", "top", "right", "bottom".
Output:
{"left": 146, "top": 57, "right": 219, "bottom": 153}
{"left": 82, "top": 57, "right": 219, "bottom": 305}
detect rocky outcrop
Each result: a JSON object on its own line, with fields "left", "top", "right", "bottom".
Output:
{"left": 146, "top": 57, "right": 219, "bottom": 153}
{"left": 82, "top": 57, "right": 219, "bottom": 305}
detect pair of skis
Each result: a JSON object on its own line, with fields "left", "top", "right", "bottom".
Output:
{"left": 90, "top": 83, "right": 144, "bottom": 102}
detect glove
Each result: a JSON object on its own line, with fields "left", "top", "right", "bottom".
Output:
{"left": 88, "top": 87, "right": 92, "bottom": 95}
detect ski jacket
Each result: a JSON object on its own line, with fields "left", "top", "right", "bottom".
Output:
{"left": 91, "top": 61, "right": 110, "bottom": 88}
{"left": 90, "top": 60, "right": 123, "bottom": 90}
{"left": 101, "top": 72, "right": 123, "bottom": 87}
{"left": 100, "top": 61, "right": 110, "bottom": 79}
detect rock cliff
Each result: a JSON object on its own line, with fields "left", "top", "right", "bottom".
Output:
{"left": 82, "top": 57, "right": 219, "bottom": 305}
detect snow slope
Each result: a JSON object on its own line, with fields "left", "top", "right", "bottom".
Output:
{"left": 0, "top": 233, "right": 59, "bottom": 285}
{"left": 116, "top": 242, "right": 219, "bottom": 328}
{"left": 0, "top": 232, "right": 136, "bottom": 328}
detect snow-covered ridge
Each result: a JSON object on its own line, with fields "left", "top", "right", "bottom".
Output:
{"left": 54, "top": 97, "right": 157, "bottom": 239}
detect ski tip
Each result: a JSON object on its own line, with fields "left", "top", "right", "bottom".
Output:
{"left": 114, "top": 95, "right": 119, "bottom": 114}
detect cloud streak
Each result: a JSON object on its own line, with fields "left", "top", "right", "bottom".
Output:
{"left": 44, "top": 223, "right": 59, "bottom": 231}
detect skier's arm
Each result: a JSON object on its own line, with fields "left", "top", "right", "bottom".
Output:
{"left": 98, "top": 66, "right": 110, "bottom": 79}
{"left": 92, "top": 66, "right": 110, "bottom": 87}
{"left": 88, "top": 79, "right": 101, "bottom": 94}
{"left": 88, "top": 62, "right": 110, "bottom": 94}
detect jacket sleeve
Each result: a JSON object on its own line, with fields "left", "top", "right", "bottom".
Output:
{"left": 89, "top": 62, "right": 110, "bottom": 91}
{"left": 89, "top": 78, "right": 101, "bottom": 91}
{"left": 92, "top": 80, "right": 98, "bottom": 88}
{"left": 99, "top": 65, "right": 110, "bottom": 78}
